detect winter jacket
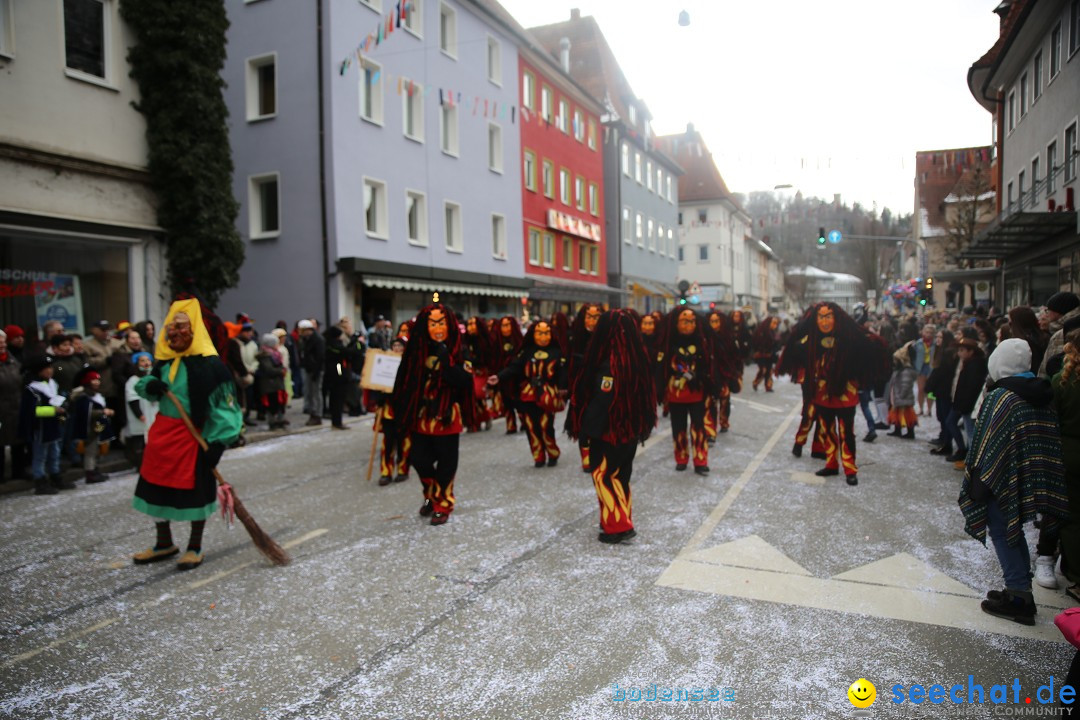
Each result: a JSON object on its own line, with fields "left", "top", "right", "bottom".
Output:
{"left": 925, "top": 349, "right": 957, "bottom": 400}
{"left": 19, "top": 379, "right": 65, "bottom": 444}
{"left": 71, "top": 390, "right": 115, "bottom": 443}
{"left": 324, "top": 336, "right": 350, "bottom": 387}
{"left": 952, "top": 355, "right": 989, "bottom": 415}
{"left": 1040, "top": 305, "right": 1080, "bottom": 378}
{"left": 82, "top": 336, "right": 119, "bottom": 396}
{"left": 888, "top": 366, "right": 917, "bottom": 408}
{"left": 0, "top": 353, "right": 21, "bottom": 446}
{"left": 50, "top": 351, "right": 85, "bottom": 397}
{"left": 301, "top": 332, "right": 325, "bottom": 376}
{"left": 256, "top": 349, "right": 287, "bottom": 397}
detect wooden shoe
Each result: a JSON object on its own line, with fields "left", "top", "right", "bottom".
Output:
{"left": 133, "top": 545, "right": 179, "bottom": 564}
{"left": 176, "top": 550, "right": 204, "bottom": 571}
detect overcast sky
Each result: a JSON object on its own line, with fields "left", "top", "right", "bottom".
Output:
{"left": 498, "top": 0, "right": 1002, "bottom": 218}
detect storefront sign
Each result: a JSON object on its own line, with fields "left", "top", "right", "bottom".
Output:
{"left": 974, "top": 281, "right": 991, "bottom": 301}
{"left": 34, "top": 274, "right": 84, "bottom": 335}
{"left": 546, "top": 209, "right": 601, "bottom": 242}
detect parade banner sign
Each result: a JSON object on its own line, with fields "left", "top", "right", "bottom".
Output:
{"left": 361, "top": 349, "right": 401, "bottom": 392}
{"left": 34, "top": 273, "right": 83, "bottom": 336}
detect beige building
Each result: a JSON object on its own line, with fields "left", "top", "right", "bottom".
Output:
{"left": 0, "top": 0, "right": 164, "bottom": 337}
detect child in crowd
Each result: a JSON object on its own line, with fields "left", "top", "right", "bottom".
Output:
{"left": 71, "top": 368, "right": 116, "bottom": 484}
{"left": 886, "top": 342, "right": 918, "bottom": 439}
{"left": 256, "top": 333, "right": 289, "bottom": 430}
{"left": 123, "top": 351, "right": 158, "bottom": 470}
{"left": 19, "top": 355, "right": 71, "bottom": 494}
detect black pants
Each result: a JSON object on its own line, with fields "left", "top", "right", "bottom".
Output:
{"left": 327, "top": 383, "right": 346, "bottom": 426}
{"left": 587, "top": 439, "right": 637, "bottom": 534}
{"left": 411, "top": 433, "right": 460, "bottom": 513}
{"left": 3, "top": 443, "right": 29, "bottom": 481}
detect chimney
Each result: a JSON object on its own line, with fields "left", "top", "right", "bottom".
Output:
{"left": 571, "top": 8, "right": 580, "bottom": 20}
{"left": 560, "top": 37, "right": 571, "bottom": 73}
{"left": 686, "top": 122, "right": 695, "bottom": 136}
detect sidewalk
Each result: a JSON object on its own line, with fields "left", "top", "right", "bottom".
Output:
{"left": 0, "top": 399, "right": 374, "bottom": 496}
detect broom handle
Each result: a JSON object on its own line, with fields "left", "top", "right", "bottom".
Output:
{"left": 164, "top": 390, "right": 226, "bottom": 486}
{"left": 365, "top": 405, "right": 383, "bottom": 483}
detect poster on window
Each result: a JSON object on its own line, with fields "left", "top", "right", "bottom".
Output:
{"left": 35, "top": 274, "right": 84, "bottom": 336}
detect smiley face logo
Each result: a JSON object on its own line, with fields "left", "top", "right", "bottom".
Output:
{"left": 847, "top": 678, "right": 876, "bottom": 709}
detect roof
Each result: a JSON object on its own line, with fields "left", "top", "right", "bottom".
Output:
{"left": 913, "top": 146, "right": 992, "bottom": 239}
{"left": 654, "top": 128, "right": 744, "bottom": 212}
{"left": 528, "top": 13, "right": 682, "bottom": 172}
{"left": 967, "top": 0, "right": 1035, "bottom": 109}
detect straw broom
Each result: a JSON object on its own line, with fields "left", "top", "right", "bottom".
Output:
{"left": 166, "top": 391, "right": 290, "bottom": 566}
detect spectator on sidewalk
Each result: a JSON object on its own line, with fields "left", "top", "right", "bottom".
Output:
{"left": 4, "top": 325, "right": 26, "bottom": 363}
{"left": 323, "top": 326, "right": 350, "bottom": 430}
{"left": 123, "top": 351, "right": 157, "bottom": 471}
{"left": 70, "top": 368, "right": 115, "bottom": 485}
{"left": 133, "top": 320, "right": 156, "bottom": 350}
{"left": 84, "top": 320, "right": 122, "bottom": 432}
{"left": 272, "top": 327, "right": 294, "bottom": 406}
{"left": 299, "top": 320, "right": 324, "bottom": 426}
{"left": 943, "top": 337, "right": 988, "bottom": 470}
{"left": 256, "top": 333, "right": 289, "bottom": 430}
{"left": 912, "top": 323, "right": 936, "bottom": 417}
{"left": 226, "top": 323, "right": 258, "bottom": 427}
{"left": 1009, "top": 306, "right": 1049, "bottom": 375}
{"left": 19, "top": 355, "right": 71, "bottom": 495}
{"left": 1039, "top": 292, "right": 1080, "bottom": 378}
{"left": 0, "top": 329, "right": 29, "bottom": 483}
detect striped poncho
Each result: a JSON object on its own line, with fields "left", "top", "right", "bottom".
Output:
{"left": 958, "top": 385, "right": 1068, "bottom": 546}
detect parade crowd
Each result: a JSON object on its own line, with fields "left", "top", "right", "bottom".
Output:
{"left": 3, "top": 289, "right": 1080, "bottom": 635}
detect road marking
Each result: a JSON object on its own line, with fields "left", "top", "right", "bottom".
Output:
{"left": 674, "top": 403, "right": 801, "bottom": 559}
{"left": 731, "top": 396, "right": 783, "bottom": 413}
{"left": 4, "top": 528, "right": 329, "bottom": 668}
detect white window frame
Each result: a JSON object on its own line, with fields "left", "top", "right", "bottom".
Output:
{"left": 486, "top": 35, "right": 501, "bottom": 86}
{"left": 667, "top": 175, "right": 674, "bottom": 203}
{"left": 1033, "top": 51, "right": 1043, "bottom": 104}
{"left": 1048, "top": 139, "right": 1059, "bottom": 193}
{"left": 588, "top": 182, "right": 598, "bottom": 216}
{"left": 439, "top": 2, "right": 457, "bottom": 59}
{"left": 488, "top": 122, "right": 503, "bottom": 173}
{"left": 402, "top": 77, "right": 424, "bottom": 142}
{"left": 559, "top": 167, "right": 571, "bottom": 206}
{"left": 440, "top": 102, "right": 459, "bottom": 157}
{"left": 359, "top": 57, "right": 384, "bottom": 125}
{"left": 248, "top": 172, "right": 281, "bottom": 240}
{"left": 363, "top": 176, "right": 389, "bottom": 239}
{"left": 522, "top": 71, "right": 535, "bottom": 110}
{"left": 657, "top": 223, "right": 665, "bottom": 256}
{"left": 541, "top": 86, "right": 553, "bottom": 123}
{"left": 0, "top": 0, "right": 15, "bottom": 59}
{"left": 634, "top": 152, "right": 642, "bottom": 184}
{"left": 63, "top": 0, "right": 113, "bottom": 87}
{"left": 587, "top": 119, "right": 597, "bottom": 150}
{"left": 573, "top": 109, "right": 584, "bottom": 142}
{"left": 405, "top": 189, "right": 428, "bottom": 246}
{"left": 647, "top": 218, "right": 655, "bottom": 251}
{"left": 1007, "top": 91, "right": 1015, "bottom": 132}
{"left": 589, "top": 246, "right": 598, "bottom": 276}
{"left": 1066, "top": 122, "right": 1078, "bottom": 183}
{"left": 557, "top": 99, "right": 569, "bottom": 133}
{"left": 523, "top": 149, "right": 537, "bottom": 192}
{"left": 622, "top": 207, "right": 632, "bottom": 244}
{"left": 562, "top": 237, "right": 572, "bottom": 271}
{"left": 528, "top": 228, "right": 541, "bottom": 266}
{"left": 444, "top": 200, "right": 463, "bottom": 253}
{"left": 357, "top": 0, "right": 381, "bottom": 11}
{"left": 491, "top": 213, "right": 507, "bottom": 260}
{"left": 1031, "top": 154, "right": 1041, "bottom": 204}
{"left": 575, "top": 175, "right": 585, "bottom": 211}
{"left": 628, "top": 104, "right": 637, "bottom": 127}
{"left": 542, "top": 232, "right": 555, "bottom": 269}
{"left": 245, "top": 53, "right": 277, "bottom": 122}
{"left": 656, "top": 167, "right": 663, "bottom": 194}
{"left": 635, "top": 212, "right": 644, "bottom": 247}
{"left": 646, "top": 160, "right": 653, "bottom": 191}
{"left": 1051, "top": 23, "right": 1063, "bottom": 79}
{"left": 542, "top": 159, "right": 554, "bottom": 198}
{"left": 621, "top": 143, "right": 630, "bottom": 176}
{"left": 578, "top": 243, "right": 588, "bottom": 275}
{"left": 403, "top": 0, "right": 422, "bottom": 37}
{"left": 668, "top": 228, "right": 674, "bottom": 256}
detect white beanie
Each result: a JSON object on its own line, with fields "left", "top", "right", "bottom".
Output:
{"left": 987, "top": 338, "right": 1031, "bottom": 381}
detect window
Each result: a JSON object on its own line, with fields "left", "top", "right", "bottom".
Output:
{"left": 439, "top": 2, "right": 456, "bottom": 57}
{"left": 357, "top": 0, "right": 381, "bottom": 11}
{"left": 589, "top": 246, "right": 598, "bottom": 276}
{"left": 1052, "top": 23, "right": 1063, "bottom": 78}
{"left": 574, "top": 109, "right": 584, "bottom": 142}
{"left": 1067, "top": 123, "right": 1078, "bottom": 183}
{"left": 634, "top": 152, "right": 642, "bottom": 184}
{"left": 248, "top": 173, "right": 280, "bottom": 239}
{"left": 492, "top": 214, "right": 506, "bottom": 259}
{"left": 588, "top": 182, "right": 598, "bottom": 216}
{"left": 364, "top": 177, "right": 389, "bottom": 238}
{"left": 64, "top": 0, "right": 109, "bottom": 81}
{"left": 646, "top": 160, "right": 653, "bottom": 191}
{"left": 698, "top": 245, "right": 708, "bottom": 261}
{"left": 487, "top": 36, "right": 501, "bottom": 85}
{"left": 440, "top": 102, "right": 458, "bottom": 156}
{"left": 557, "top": 99, "right": 568, "bottom": 133}
{"left": 522, "top": 71, "right": 535, "bottom": 110}
{"left": 657, "top": 223, "right": 665, "bottom": 256}
{"left": 541, "top": 86, "right": 553, "bottom": 122}
{"left": 559, "top": 168, "right": 571, "bottom": 205}
{"left": 628, "top": 104, "right": 637, "bottom": 127}
{"left": 1020, "top": 73, "right": 1028, "bottom": 117}
{"left": 635, "top": 212, "right": 643, "bottom": 247}
{"left": 562, "top": 237, "right": 572, "bottom": 271}
{"left": 1007, "top": 91, "right": 1015, "bottom": 132}
{"left": 667, "top": 175, "right": 674, "bottom": 202}
{"left": 1071, "top": 0, "right": 1080, "bottom": 56}
{"left": 622, "top": 207, "right": 631, "bottom": 244}
{"left": 542, "top": 233, "right": 555, "bottom": 268}
{"left": 657, "top": 167, "right": 663, "bottom": 194}
{"left": 621, "top": 143, "right": 630, "bottom": 176}
{"left": 488, "top": 123, "right": 503, "bottom": 173}
{"left": 542, "top": 159, "right": 554, "bottom": 198}
{"left": 668, "top": 228, "right": 674, "bottom": 257}
{"left": 402, "top": 78, "right": 424, "bottom": 141}
{"left": 0, "top": 0, "right": 13, "bottom": 58}
{"left": 579, "top": 243, "right": 588, "bottom": 274}
{"left": 444, "top": 201, "right": 462, "bottom": 252}
{"left": 1033, "top": 51, "right": 1043, "bottom": 103}
{"left": 245, "top": 54, "right": 277, "bottom": 121}
{"left": 698, "top": 208, "right": 707, "bottom": 223}
{"left": 1007, "top": 181, "right": 1014, "bottom": 207}
{"left": 523, "top": 150, "right": 537, "bottom": 192}
{"left": 528, "top": 228, "right": 541, "bottom": 266}
{"left": 1049, "top": 140, "right": 1059, "bottom": 193}
{"left": 647, "top": 218, "right": 655, "bottom": 251}
{"left": 678, "top": 211, "right": 684, "bottom": 226}
{"left": 575, "top": 176, "right": 585, "bottom": 211}
{"left": 678, "top": 246, "right": 684, "bottom": 262}
{"left": 360, "top": 57, "right": 384, "bottom": 124}
{"left": 406, "top": 190, "right": 427, "bottom": 246}
{"left": 587, "top": 119, "right": 597, "bottom": 150}
{"left": 403, "top": 0, "right": 422, "bottom": 34}
{"left": 1032, "top": 157, "right": 1040, "bottom": 202}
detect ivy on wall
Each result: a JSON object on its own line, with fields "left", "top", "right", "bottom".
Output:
{"left": 121, "top": 0, "right": 244, "bottom": 309}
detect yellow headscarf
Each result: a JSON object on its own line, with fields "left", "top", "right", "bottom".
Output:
{"left": 154, "top": 299, "right": 219, "bottom": 381}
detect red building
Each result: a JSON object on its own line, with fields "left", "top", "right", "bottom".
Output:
{"left": 517, "top": 49, "right": 607, "bottom": 312}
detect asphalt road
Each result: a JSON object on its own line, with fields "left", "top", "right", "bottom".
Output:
{"left": 1, "top": 367, "right": 1075, "bottom": 719}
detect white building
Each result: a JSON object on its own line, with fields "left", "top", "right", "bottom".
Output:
{"left": 786, "top": 266, "right": 864, "bottom": 314}
{"left": 0, "top": 0, "right": 165, "bottom": 337}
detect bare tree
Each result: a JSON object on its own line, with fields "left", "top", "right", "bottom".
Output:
{"left": 939, "top": 163, "right": 993, "bottom": 269}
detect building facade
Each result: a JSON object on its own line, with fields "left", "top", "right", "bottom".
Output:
{"left": 965, "top": 0, "right": 1080, "bottom": 308}
{"left": 0, "top": 0, "right": 165, "bottom": 337}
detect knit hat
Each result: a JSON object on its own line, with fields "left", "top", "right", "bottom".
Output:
{"left": 131, "top": 351, "right": 153, "bottom": 366}
{"left": 26, "top": 354, "right": 53, "bottom": 374}
{"left": 3, "top": 324, "right": 23, "bottom": 339}
{"left": 261, "top": 333, "right": 279, "bottom": 348}
{"left": 956, "top": 337, "right": 981, "bottom": 352}
{"left": 79, "top": 369, "right": 101, "bottom": 386}
{"left": 297, "top": 319, "right": 314, "bottom": 330}
{"left": 1046, "top": 292, "right": 1080, "bottom": 316}
{"left": 987, "top": 338, "right": 1032, "bottom": 381}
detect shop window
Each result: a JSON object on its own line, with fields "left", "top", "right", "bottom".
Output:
{"left": 246, "top": 54, "right": 277, "bottom": 121}
{"left": 364, "top": 177, "right": 388, "bottom": 239}
{"left": 249, "top": 173, "right": 281, "bottom": 239}
{"left": 406, "top": 189, "right": 427, "bottom": 246}
{"left": 64, "top": 0, "right": 109, "bottom": 82}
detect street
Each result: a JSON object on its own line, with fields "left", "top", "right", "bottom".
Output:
{"left": 1, "top": 367, "right": 1074, "bottom": 719}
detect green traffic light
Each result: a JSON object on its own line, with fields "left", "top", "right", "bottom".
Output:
{"left": 679, "top": 298, "right": 687, "bottom": 305}
{"left": 919, "top": 299, "right": 927, "bottom": 306}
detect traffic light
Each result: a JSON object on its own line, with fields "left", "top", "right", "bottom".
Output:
{"left": 925, "top": 276, "right": 933, "bottom": 291}
{"left": 709, "top": 302, "right": 716, "bottom": 310}
{"left": 679, "top": 297, "right": 687, "bottom": 305}
{"left": 817, "top": 227, "right": 827, "bottom": 246}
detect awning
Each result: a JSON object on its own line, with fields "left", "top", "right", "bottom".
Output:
{"left": 627, "top": 278, "right": 674, "bottom": 298}
{"left": 528, "top": 277, "right": 626, "bottom": 303}
{"left": 361, "top": 275, "right": 525, "bottom": 299}
{"left": 962, "top": 210, "right": 1078, "bottom": 260}
{"left": 931, "top": 267, "right": 1000, "bottom": 282}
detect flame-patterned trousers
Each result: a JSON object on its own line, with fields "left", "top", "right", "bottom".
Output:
{"left": 520, "top": 402, "right": 560, "bottom": 464}
{"left": 588, "top": 439, "right": 637, "bottom": 535}
{"left": 379, "top": 418, "right": 411, "bottom": 478}
{"left": 795, "top": 382, "right": 827, "bottom": 455}
{"left": 704, "top": 386, "right": 732, "bottom": 440}
{"left": 669, "top": 400, "right": 708, "bottom": 468}
{"left": 815, "top": 404, "right": 857, "bottom": 476}
{"left": 411, "top": 432, "right": 459, "bottom": 514}
{"left": 753, "top": 362, "right": 774, "bottom": 391}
